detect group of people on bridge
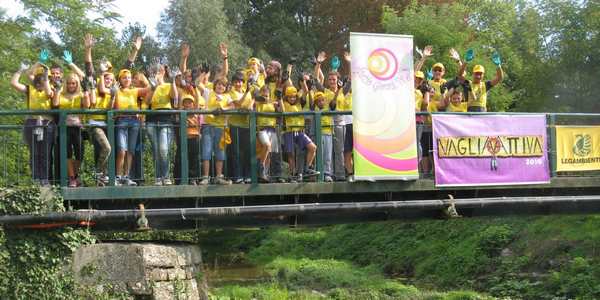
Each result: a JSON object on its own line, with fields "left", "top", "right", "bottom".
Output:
{"left": 9, "top": 34, "right": 503, "bottom": 187}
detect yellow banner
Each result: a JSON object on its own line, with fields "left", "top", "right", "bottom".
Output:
{"left": 437, "top": 136, "right": 544, "bottom": 158}
{"left": 556, "top": 126, "right": 600, "bottom": 171}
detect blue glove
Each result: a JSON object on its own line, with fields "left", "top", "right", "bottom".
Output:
{"left": 465, "top": 49, "right": 474, "bottom": 63}
{"left": 492, "top": 51, "right": 502, "bottom": 66}
{"left": 331, "top": 56, "right": 341, "bottom": 71}
{"left": 39, "top": 49, "right": 50, "bottom": 63}
{"left": 62, "top": 50, "right": 73, "bottom": 64}
{"left": 426, "top": 69, "right": 433, "bottom": 81}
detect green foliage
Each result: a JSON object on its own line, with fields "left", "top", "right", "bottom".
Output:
{"left": 477, "top": 225, "right": 514, "bottom": 256}
{"left": 0, "top": 186, "right": 97, "bottom": 299}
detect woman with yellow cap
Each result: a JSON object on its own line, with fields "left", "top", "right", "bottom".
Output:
{"left": 113, "top": 68, "right": 152, "bottom": 186}
{"left": 11, "top": 61, "right": 55, "bottom": 185}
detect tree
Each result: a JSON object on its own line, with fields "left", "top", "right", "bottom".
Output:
{"left": 158, "top": 0, "right": 251, "bottom": 73}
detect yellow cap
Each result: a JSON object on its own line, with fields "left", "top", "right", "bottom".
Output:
{"left": 182, "top": 95, "right": 195, "bottom": 103}
{"left": 314, "top": 91, "right": 325, "bottom": 99}
{"left": 415, "top": 71, "right": 424, "bottom": 79}
{"left": 247, "top": 57, "right": 260, "bottom": 66}
{"left": 285, "top": 86, "right": 298, "bottom": 97}
{"left": 432, "top": 63, "right": 445, "bottom": 71}
{"left": 473, "top": 65, "right": 485, "bottom": 73}
{"left": 33, "top": 66, "right": 46, "bottom": 76}
{"left": 118, "top": 69, "right": 131, "bottom": 80}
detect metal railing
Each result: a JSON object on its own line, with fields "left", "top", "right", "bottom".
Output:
{"left": 2, "top": 109, "right": 600, "bottom": 187}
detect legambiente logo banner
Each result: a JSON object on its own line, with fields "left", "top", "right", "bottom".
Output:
{"left": 433, "top": 115, "right": 550, "bottom": 187}
{"left": 556, "top": 126, "right": 600, "bottom": 171}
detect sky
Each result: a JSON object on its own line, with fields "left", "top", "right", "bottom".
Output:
{"left": 0, "top": 0, "right": 170, "bottom": 38}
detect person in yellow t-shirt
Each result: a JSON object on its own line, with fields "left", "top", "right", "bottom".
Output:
{"left": 144, "top": 65, "right": 178, "bottom": 186}
{"left": 52, "top": 73, "right": 88, "bottom": 187}
{"left": 313, "top": 91, "right": 336, "bottom": 182}
{"left": 254, "top": 85, "right": 281, "bottom": 183}
{"left": 414, "top": 71, "right": 430, "bottom": 170}
{"left": 227, "top": 72, "right": 254, "bottom": 184}
{"left": 11, "top": 61, "right": 55, "bottom": 185}
{"left": 113, "top": 69, "right": 152, "bottom": 186}
{"left": 199, "top": 78, "right": 233, "bottom": 185}
{"left": 244, "top": 57, "right": 266, "bottom": 88}
{"left": 281, "top": 86, "right": 319, "bottom": 182}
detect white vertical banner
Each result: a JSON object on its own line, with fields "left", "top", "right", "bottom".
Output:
{"left": 350, "top": 32, "right": 418, "bottom": 180}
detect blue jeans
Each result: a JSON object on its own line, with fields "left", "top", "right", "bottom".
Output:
{"left": 201, "top": 125, "right": 226, "bottom": 161}
{"left": 146, "top": 122, "right": 173, "bottom": 179}
{"left": 116, "top": 117, "right": 140, "bottom": 153}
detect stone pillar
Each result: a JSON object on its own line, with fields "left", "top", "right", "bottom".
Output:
{"left": 72, "top": 242, "right": 208, "bottom": 299}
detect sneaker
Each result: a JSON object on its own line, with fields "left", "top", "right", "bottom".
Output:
{"left": 163, "top": 178, "right": 173, "bottom": 186}
{"left": 96, "top": 173, "right": 109, "bottom": 184}
{"left": 324, "top": 175, "right": 333, "bottom": 182}
{"left": 233, "top": 178, "right": 244, "bottom": 184}
{"left": 68, "top": 177, "right": 77, "bottom": 188}
{"left": 297, "top": 174, "right": 303, "bottom": 182}
{"left": 123, "top": 176, "right": 137, "bottom": 186}
{"left": 258, "top": 176, "right": 270, "bottom": 183}
{"left": 244, "top": 178, "right": 252, "bottom": 184}
{"left": 288, "top": 176, "right": 298, "bottom": 183}
{"left": 154, "top": 178, "right": 163, "bottom": 186}
{"left": 347, "top": 175, "right": 355, "bottom": 183}
{"left": 304, "top": 168, "right": 320, "bottom": 176}
{"left": 115, "top": 175, "right": 123, "bottom": 186}
{"left": 274, "top": 177, "right": 287, "bottom": 183}
{"left": 215, "top": 175, "right": 232, "bottom": 185}
{"left": 198, "top": 176, "right": 210, "bottom": 185}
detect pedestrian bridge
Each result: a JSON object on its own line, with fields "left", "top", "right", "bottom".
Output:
{"left": 2, "top": 110, "right": 600, "bottom": 231}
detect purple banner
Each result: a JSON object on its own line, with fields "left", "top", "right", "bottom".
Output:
{"left": 433, "top": 115, "right": 550, "bottom": 187}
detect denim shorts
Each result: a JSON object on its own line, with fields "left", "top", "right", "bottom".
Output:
{"left": 201, "top": 125, "right": 226, "bottom": 161}
{"left": 116, "top": 117, "right": 140, "bottom": 152}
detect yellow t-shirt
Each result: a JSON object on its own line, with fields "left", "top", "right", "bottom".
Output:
{"left": 115, "top": 88, "right": 139, "bottom": 110}
{"left": 229, "top": 89, "right": 253, "bottom": 128}
{"left": 282, "top": 100, "right": 304, "bottom": 132}
{"left": 27, "top": 85, "right": 51, "bottom": 110}
{"left": 447, "top": 98, "right": 468, "bottom": 112}
{"left": 467, "top": 81, "right": 487, "bottom": 109}
{"left": 415, "top": 89, "right": 423, "bottom": 112}
{"left": 315, "top": 104, "right": 333, "bottom": 135}
{"left": 204, "top": 92, "right": 232, "bottom": 128}
{"left": 256, "top": 101, "right": 277, "bottom": 128}
{"left": 57, "top": 92, "right": 83, "bottom": 109}
{"left": 151, "top": 83, "right": 173, "bottom": 110}
{"left": 90, "top": 89, "right": 112, "bottom": 121}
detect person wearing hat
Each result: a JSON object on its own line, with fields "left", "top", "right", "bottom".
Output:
{"left": 281, "top": 86, "right": 319, "bottom": 182}
{"left": 244, "top": 57, "right": 265, "bottom": 88}
{"left": 254, "top": 85, "right": 281, "bottom": 183}
{"left": 264, "top": 60, "right": 286, "bottom": 182}
{"left": 227, "top": 71, "right": 255, "bottom": 184}
{"left": 414, "top": 70, "right": 430, "bottom": 168}
{"left": 312, "top": 90, "right": 336, "bottom": 182}
{"left": 11, "top": 61, "right": 55, "bottom": 186}
{"left": 178, "top": 94, "right": 202, "bottom": 184}
{"left": 454, "top": 50, "right": 504, "bottom": 112}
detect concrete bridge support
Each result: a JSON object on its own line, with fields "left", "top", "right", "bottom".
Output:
{"left": 72, "top": 242, "right": 208, "bottom": 299}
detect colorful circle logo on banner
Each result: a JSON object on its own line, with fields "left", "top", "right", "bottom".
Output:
{"left": 367, "top": 48, "right": 398, "bottom": 81}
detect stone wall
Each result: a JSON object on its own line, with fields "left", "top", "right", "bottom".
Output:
{"left": 72, "top": 242, "right": 208, "bottom": 299}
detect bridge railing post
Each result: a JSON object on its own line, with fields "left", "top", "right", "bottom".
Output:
{"left": 179, "top": 111, "right": 189, "bottom": 185}
{"left": 58, "top": 111, "right": 68, "bottom": 187}
{"left": 548, "top": 113, "right": 557, "bottom": 178}
{"left": 107, "top": 110, "right": 116, "bottom": 186}
{"left": 249, "top": 111, "right": 258, "bottom": 185}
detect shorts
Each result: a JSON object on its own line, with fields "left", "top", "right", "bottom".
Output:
{"left": 421, "top": 131, "right": 432, "bottom": 158}
{"left": 283, "top": 131, "right": 312, "bottom": 153}
{"left": 201, "top": 125, "right": 226, "bottom": 161}
{"left": 116, "top": 117, "right": 140, "bottom": 152}
{"left": 258, "top": 127, "right": 280, "bottom": 153}
{"left": 344, "top": 124, "right": 353, "bottom": 152}
{"left": 467, "top": 106, "right": 486, "bottom": 112}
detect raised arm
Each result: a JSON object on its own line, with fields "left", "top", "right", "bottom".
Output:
{"left": 216, "top": 43, "right": 228, "bottom": 79}
{"left": 490, "top": 66, "right": 504, "bottom": 87}
{"left": 449, "top": 48, "right": 466, "bottom": 82}
{"left": 10, "top": 63, "right": 30, "bottom": 94}
{"left": 179, "top": 43, "right": 190, "bottom": 73}
{"left": 62, "top": 50, "right": 85, "bottom": 80}
{"left": 123, "top": 36, "right": 142, "bottom": 69}
{"left": 314, "top": 51, "right": 326, "bottom": 85}
{"left": 414, "top": 45, "right": 432, "bottom": 72}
